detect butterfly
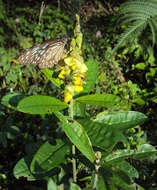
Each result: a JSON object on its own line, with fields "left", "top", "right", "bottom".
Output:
{"left": 16, "top": 36, "right": 67, "bottom": 69}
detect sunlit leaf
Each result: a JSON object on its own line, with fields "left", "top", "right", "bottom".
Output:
{"left": 75, "top": 94, "right": 120, "bottom": 107}
{"left": 47, "top": 178, "right": 59, "bottom": 190}
{"left": 83, "top": 59, "right": 98, "bottom": 93}
{"left": 69, "top": 183, "right": 82, "bottom": 190}
{"left": 17, "top": 95, "right": 68, "bottom": 114}
{"left": 133, "top": 144, "right": 157, "bottom": 160}
{"left": 41, "top": 69, "right": 63, "bottom": 88}
{"left": 54, "top": 112, "right": 95, "bottom": 163}
{"left": 95, "top": 111, "right": 147, "bottom": 130}
{"left": 77, "top": 119, "right": 125, "bottom": 151}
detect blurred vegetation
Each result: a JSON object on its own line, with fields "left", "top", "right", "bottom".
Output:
{"left": 0, "top": 0, "right": 157, "bottom": 189}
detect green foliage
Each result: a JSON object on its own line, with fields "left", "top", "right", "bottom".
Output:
{"left": 83, "top": 59, "right": 99, "bottom": 93}
{"left": 2, "top": 60, "right": 155, "bottom": 190}
{"left": 30, "top": 139, "right": 70, "bottom": 174}
{"left": 76, "top": 94, "right": 120, "bottom": 107}
{"left": 55, "top": 112, "right": 96, "bottom": 163}
{"left": 112, "top": 0, "right": 157, "bottom": 54}
{"left": 17, "top": 95, "right": 68, "bottom": 114}
{"left": 0, "top": 0, "right": 157, "bottom": 189}
{"left": 47, "top": 178, "right": 59, "bottom": 190}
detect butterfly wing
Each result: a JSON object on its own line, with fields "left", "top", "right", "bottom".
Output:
{"left": 17, "top": 37, "right": 67, "bottom": 69}
{"left": 38, "top": 37, "right": 67, "bottom": 68}
{"left": 17, "top": 43, "right": 42, "bottom": 66}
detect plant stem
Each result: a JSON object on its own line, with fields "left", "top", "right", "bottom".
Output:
{"left": 92, "top": 152, "right": 101, "bottom": 190}
{"left": 57, "top": 0, "right": 60, "bottom": 10}
{"left": 69, "top": 99, "right": 77, "bottom": 182}
{"left": 72, "top": 144, "right": 77, "bottom": 182}
{"left": 92, "top": 172, "right": 98, "bottom": 190}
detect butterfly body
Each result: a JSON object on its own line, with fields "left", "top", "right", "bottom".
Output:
{"left": 17, "top": 37, "right": 67, "bottom": 68}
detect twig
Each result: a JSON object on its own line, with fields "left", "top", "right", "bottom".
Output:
{"left": 38, "top": 1, "right": 46, "bottom": 25}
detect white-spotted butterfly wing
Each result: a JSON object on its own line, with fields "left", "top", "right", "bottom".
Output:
{"left": 17, "top": 37, "right": 67, "bottom": 68}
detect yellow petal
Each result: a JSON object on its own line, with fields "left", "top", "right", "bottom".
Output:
{"left": 64, "top": 91, "right": 73, "bottom": 103}
{"left": 79, "top": 64, "right": 88, "bottom": 73}
{"left": 73, "top": 76, "right": 82, "bottom": 85}
{"left": 74, "top": 85, "right": 83, "bottom": 92}
{"left": 58, "top": 67, "right": 70, "bottom": 79}
{"left": 66, "top": 85, "right": 75, "bottom": 93}
{"left": 71, "top": 64, "right": 77, "bottom": 70}
{"left": 64, "top": 57, "right": 74, "bottom": 66}
{"left": 12, "top": 59, "right": 19, "bottom": 64}
{"left": 58, "top": 69, "right": 66, "bottom": 79}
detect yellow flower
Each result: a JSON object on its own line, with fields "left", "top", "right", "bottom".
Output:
{"left": 66, "top": 85, "right": 74, "bottom": 93}
{"left": 64, "top": 57, "right": 75, "bottom": 66}
{"left": 75, "top": 63, "right": 87, "bottom": 74}
{"left": 80, "top": 64, "right": 88, "bottom": 73}
{"left": 58, "top": 69, "right": 66, "bottom": 79}
{"left": 62, "top": 14, "right": 87, "bottom": 102}
{"left": 73, "top": 76, "right": 82, "bottom": 86}
{"left": 64, "top": 57, "right": 83, "bottom": 70}
{"left": 12, "top": 59, "right": 19, "bottom": 65}
{"left": 74, "top": 85, "right": 83, "bottom": 92}
{"left": 58, "top": 67, "right": 70, "bottom": 79}
{"left": 64, "top": 91, "right": 73, "bottom": 103}
{"left": 71, "top": 64, "right": 77, "bottom": 70}
{"left": 64, "top": 85, "right": 74, "bottom": 103}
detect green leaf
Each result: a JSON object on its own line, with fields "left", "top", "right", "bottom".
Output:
{"left": 133, "top": 144, "right": 157, "bottom": 160}
{"left": 83, "top": 59, "right": 98, "bottom": 93}
{"left": 13, "top": 156, "right": 35, "bottom": 181}
{"left": 1, "top": 93, "right": 25, "bottom": 110}
{"left": 132, "top": 98, "right": 145, "bottom": 106}
{"left": 69, "top": 183, "right": 82, "bottom": 190}
{"left": 134, "top": 184, "right": 145, "bottom": 190}
{"left": 6, "top": 125, "right": 21, "bottom": 140}
{"left": 17, "top": 95, "right": 68, "bottom": 114}
{"left": 110, "top": 174, "right": 128, "bottom": 189}
{"left": 62, "top": 121, "right": 95, "bottom": 163}
{"left": 115, "top": 184, "right": 139, "bottom": 190}
{"left": 111, "top": 19, "right": 147, "bottom": 55}
{"left": 54, "top": 112, "right": 95, "bottom": 163}
{"left": 0, "top": 0, "right": 5, "bottom": 19}
{"left": 94, "top": 111, "right": 147, "bottom": 130}
{"left": 96, "top": 176, "right": 107, "bottom": 190}
{"left": 0, "top": 131, "right": 7, "bottom": 148}
{"left": 135, "top": 62, "right": 146, "bottom": 70}
{"left": 112, "top": 170, "right": 132, "bottom": 186}
{"left": 75, "top": 94, "right": 120, "bottom": 107}
{"left": 104, "top": 149, "right": 135, "bottom": 164}
{"left": 152, "top": 96, "right": 157, "bottom": 103}
{"left": 115, "top": 161, "right": 139, "bottom": 179}
{"left": 106, "top": 182, "right": 117, "bottom": 190}
{"left": 104, "top": 144, "right": 157, "bottom": 163}
{"left": 47, "top": 178, "right": 59, "bottom": 190}
{"left": 77, "top": 119, "right": 124, "bottom": 151}
{"left": 30, "top": 139, "right": 70, "bottom": 174}
{"left": 73, "top": 101, "right": 86, "bottom": 117}
{"left": 41, "top": 69, "right": 63, "bottom": 88}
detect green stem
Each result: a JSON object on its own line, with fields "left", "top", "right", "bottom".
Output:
{"left": 72, "top": 144, "right": 77, "bottom": 182}
{"left": 92, "top": 172, "right": 98, "bottom": 190}
{"left": 69, "top": 98, "right": 74, "bottom": 119}
{"left": 69, "top": 99, "right": 77, "bottom": 182}
{"left": 92, "top": 152, "right": 101, "bottom": 190}
{"left": 57, "top": 0, "right": 60, "bottom": 10}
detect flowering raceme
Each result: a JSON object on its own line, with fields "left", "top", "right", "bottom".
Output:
{"left": 58, "top": 15, "right": 87, "bottom": 103}
{"left": 59, "top": 55, "right": 87, "bottom": 103}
